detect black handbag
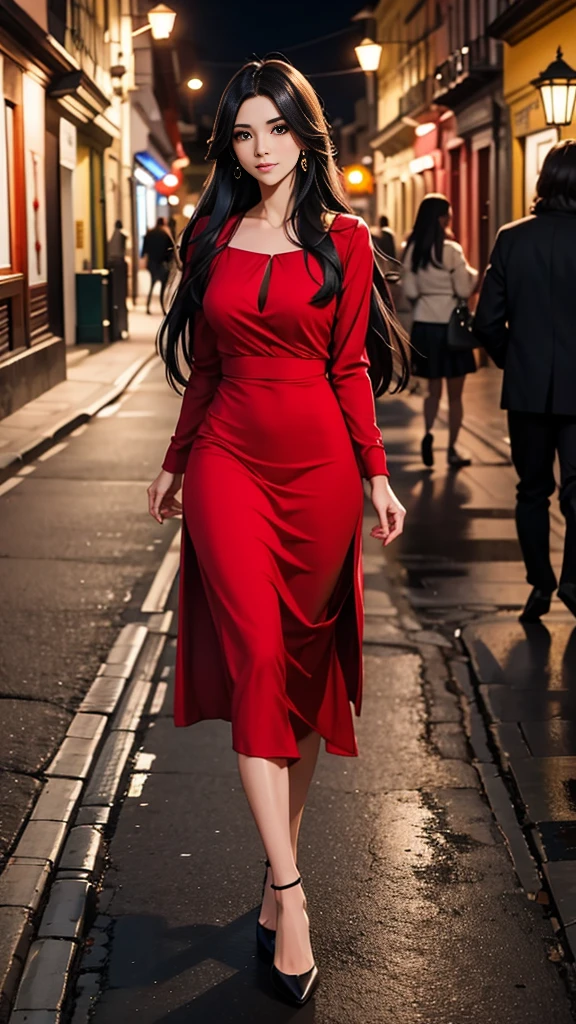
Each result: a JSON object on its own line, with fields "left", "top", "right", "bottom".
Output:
{"left": 447, "top": 299, "right": 478, "bottom": 352}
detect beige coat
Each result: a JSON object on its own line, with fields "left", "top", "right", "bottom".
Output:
{"left": 402, "top": 240, "right": 478, "bottom": 323}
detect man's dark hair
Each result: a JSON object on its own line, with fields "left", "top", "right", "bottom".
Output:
{"left": 379, "top": 214, "right": 389, "bottom": 229}
{"left": 156, "top": 217, "right": 166, "bottom": 227}
{"left": 533, "top": 139, "right": 576, "bottom": 214}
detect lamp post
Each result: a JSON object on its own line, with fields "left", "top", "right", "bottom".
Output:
{"left": 531, "top": 47, "right": 576, "bottom": 127}
{"left": 132, "top": 3, "right": 177, "bottom": 40}
{"left": 354, "top": 37, "right": 382, "bottom": 225}
{"left": 354, "top": 37, "right": 383, "bottom": 137}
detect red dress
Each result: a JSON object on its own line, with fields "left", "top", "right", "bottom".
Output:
{"left": 162, "top": 212, "right": 389, "bottom": 759}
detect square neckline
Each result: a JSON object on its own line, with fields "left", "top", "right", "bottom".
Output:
{"left": 225, "top": 211, "right": 342, "bottom": 258}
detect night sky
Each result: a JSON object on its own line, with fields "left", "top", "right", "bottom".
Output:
{"left": 168, "top": 0, "right": 370, "bottom": 130}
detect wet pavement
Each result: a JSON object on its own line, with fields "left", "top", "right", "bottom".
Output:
{"left": 67, "top": 366, "right": 576, "bottom": 1022}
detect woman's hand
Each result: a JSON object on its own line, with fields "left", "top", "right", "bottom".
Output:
{"left": 147, "top": 469, "right": 183, "bottom": 524}
{"left": 369, "top": 476, "right": 406, "bottom": 546}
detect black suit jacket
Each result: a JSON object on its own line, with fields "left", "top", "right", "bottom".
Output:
{"left": 474, "top": 211, "right": 576, "bottom": 415}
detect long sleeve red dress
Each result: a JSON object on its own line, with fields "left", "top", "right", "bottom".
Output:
{"left": 162, "top": 211, "right": 389, "bottom": 759}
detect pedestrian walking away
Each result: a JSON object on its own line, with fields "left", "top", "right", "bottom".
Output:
{"left": 475, "top": 139, "right": 576, "bottom": 625}
{"left": 141, "top": 217, "right": 174, "bottom": 315}
{"left": 403, "top": 193, "right": 478, "bottom": 469}
{"left": 147, "top": 57, "right": 409, "bottom": 1009}
{"left": 372, "top": 213, "right": 397, "bottom": 263}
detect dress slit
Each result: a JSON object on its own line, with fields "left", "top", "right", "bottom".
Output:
{"left": 257, "top": 256, "right": 273, "bottom": 312}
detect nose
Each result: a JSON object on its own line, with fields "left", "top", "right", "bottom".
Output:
{"left": 254, "top": 133, "right": 270, "bottom": 158}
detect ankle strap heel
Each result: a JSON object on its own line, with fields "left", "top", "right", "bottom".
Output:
{"left": 270, "top": 876, "right": 302, "bottom": 891}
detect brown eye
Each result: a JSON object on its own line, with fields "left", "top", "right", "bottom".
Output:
{"left": 272, "top": 125, "right": 288, "bottom": 135}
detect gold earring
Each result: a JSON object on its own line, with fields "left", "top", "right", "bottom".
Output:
{"left": 300, "top": 151, "right": 308, "bottom": 172}
{"left": 234, "top": 164, "right": 242, "bottom": 179}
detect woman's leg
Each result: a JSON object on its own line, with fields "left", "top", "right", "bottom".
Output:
{"left": 238, "top": 755, "right": 315, "bottom": 975}
{"left": 424, "top": 378, "right": 443, "bottom": 433}
{"left": 446, "top": 375, "right": 466, "bottom": 447}
{"left": 259, "top": 729, "right": 321, "bottom": 929}
{"left": 289, "top": 729, "right": 322, "bottom": 857}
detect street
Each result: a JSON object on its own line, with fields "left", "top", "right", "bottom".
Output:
{"left": 20, "top": 362, "right": 567, "bottom": 1023}
{"left": 0, "top": 343, "right": 179, "bottom": 863}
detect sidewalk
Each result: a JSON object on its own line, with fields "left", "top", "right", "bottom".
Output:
{"left": 378, "top": 371, "right": 576, "bottom": 979}
{"left": 0, "top": 308, "right": 160, "bottom": 483}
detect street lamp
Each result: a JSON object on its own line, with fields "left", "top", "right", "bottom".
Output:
{"left": 132, "top": 4, "right": 177, "bottom": 40}
{"left": 354, "top": 38, "right": 383, "bottom": 73}
{"left": 532, "top": 47, "right": 576, "bottom": 127}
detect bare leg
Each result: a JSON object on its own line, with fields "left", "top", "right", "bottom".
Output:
{"left": 424, "top": 378, "right": 443, "bottom": 433}
{"left": 259, "top": 729, "right": 321, "bottom": 930}
{"left": 447, "top": 375, "right": 466, "bottom": 447}
{"left": 238, "top": 754, "right": 315, "bottom": 974}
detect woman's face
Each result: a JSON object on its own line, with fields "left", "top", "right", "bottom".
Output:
{"left": 232, "top": 94, "right": 302, "bottom": 187}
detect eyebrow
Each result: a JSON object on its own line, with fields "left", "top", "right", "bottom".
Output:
{"left": 233, "top": 116, "right": 285, "bottom": 128}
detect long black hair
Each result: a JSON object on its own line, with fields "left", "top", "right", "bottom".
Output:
{"left": 533, "top": 139, "right": 576, "bottom": 214}
{"left": 158, "top": 57, "right": 409, "bottom": 398}
{"left": 405, "top": 193, "right": 451, "bottom": 272}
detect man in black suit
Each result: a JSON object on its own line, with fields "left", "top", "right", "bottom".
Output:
{"left": 475, "top": 140, "right": 576, "bottom": 623}
{"left": 141, "top": 218, "right": 174, "bottom": 315}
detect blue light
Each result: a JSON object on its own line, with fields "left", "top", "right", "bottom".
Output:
{"left": 134, "top": 151, "right": 169, "bottom": 181}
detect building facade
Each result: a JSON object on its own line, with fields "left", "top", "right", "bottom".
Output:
{"left": 0, "top": 0, "right": 71, "bottom": 417}
{"left": 489, "top": 0, "right": 576, "bottom": 221}
{"left": 370, "top": 0, "right": 510, "bottom": 275}
{"left": 0, "top": 0, "right": 180, "bottom": 420}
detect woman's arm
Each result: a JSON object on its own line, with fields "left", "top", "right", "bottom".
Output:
{"left": 401, "top": 246, "right": 420, "bottom": 301}
{"left": 450, "top": 243, "right": 479, "bottom": 298}
{"left": 330, "top": 219, "right": 389, "bottom": 480}
{"left": 331, "top": 219, "right": 406, "bottom": 546}
{"left": 162, "top": 310, "right": 221, "bottom": 474}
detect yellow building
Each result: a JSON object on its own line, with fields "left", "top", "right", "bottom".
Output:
{"left": 490, "top": 0, "right": 576, "bottom": 220}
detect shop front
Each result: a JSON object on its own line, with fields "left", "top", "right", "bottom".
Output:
{"left": 0, "top": 4, "right": 72, "bottom": 418}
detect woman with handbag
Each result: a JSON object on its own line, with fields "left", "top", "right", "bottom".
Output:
{"left": 403, "top": 193, "right": 478, "bottom": 468}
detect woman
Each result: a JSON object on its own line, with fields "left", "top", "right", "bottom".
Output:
{"left": 475, "top": 140, "right": 576, "bottom": 624}
{"left": 403, "top": 194, "right": 478, "bottom": 468}
{"left": 147, "top": 58, "right": 409, "bottom": 1007}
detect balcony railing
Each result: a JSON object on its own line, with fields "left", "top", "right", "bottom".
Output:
{"left": 399, "top": 79, "right": 429, "bottom": 118}
{"left": 67, "top": 0, "right": 109, "bottom": 76}
{"left": 433, "top": 35, "right": 501, "bottom": 104}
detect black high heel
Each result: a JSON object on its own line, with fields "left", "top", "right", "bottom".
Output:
{"left": 269, "top": 876, "right": 319, "bottom": 1007}
{"left": 256, "top": 859, "right": 275, "bottom": 965}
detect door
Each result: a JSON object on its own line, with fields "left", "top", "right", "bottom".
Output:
{"left": 477, "top": 146, "right": 491, "bottom": 275}
{"left": 524, "top": 127, "right": 558, "bottom": 215}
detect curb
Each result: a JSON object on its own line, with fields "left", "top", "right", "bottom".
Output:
{"left": 456, "top": 629, "right": 576, "bottom": 963}
{"left": 0, "top": 531, "right": 180, "bottom": 1024}
{"left": 447, "top": 658, "right": 542, "bottom": 897}
{"left": 0, "top": 352, "right": 158, "bottom": 486}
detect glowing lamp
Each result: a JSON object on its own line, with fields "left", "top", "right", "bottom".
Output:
{"left": 531, "top": 47, "right": 576, "bottom": 126}
{"left": 343, "top": 164, "right": 374, "bottom": 194}
{"left": 148, "top": 4, "right": 177, "bottom": 39}
{"left": 187, "top": 78, "right": 203, "bottom": 91}
{"left": 354, "top": 38, "right": 382, "bottom": 73}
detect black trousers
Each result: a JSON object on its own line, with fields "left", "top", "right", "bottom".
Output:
{"left": 508, "top": 411, "right": 576, "bottom": 591}
{"left": 146, "top": 262, "right": 169, "bottom": 313}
